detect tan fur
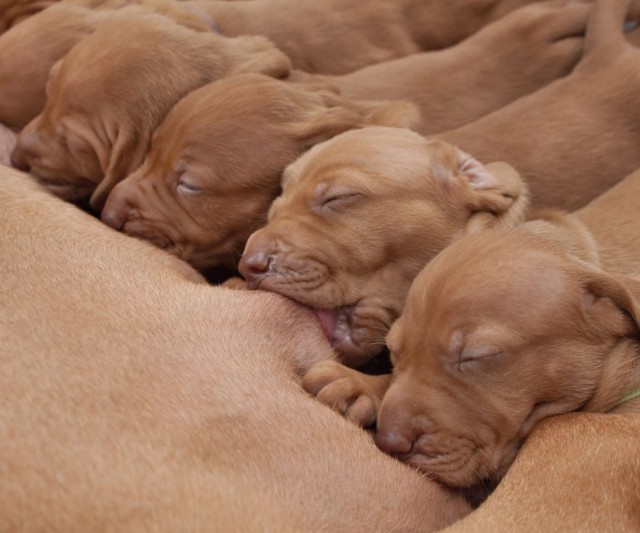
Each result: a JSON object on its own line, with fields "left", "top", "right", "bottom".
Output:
{"left": 100, "top": 75, "right": 419, "bottom": 270}
{"left": 313, "top": 1, "right": 594, "bottom": 135}
{"left": 374, "top": 165, "right": 640, "bottom": 489}
{"left": 0, "top": 0, "right": 216, "bottom": 129}
{"left": 444, "top": 414, "right": 640, "bottom": 531}
{"left": 180, "top": 0, "right": 543, "bottom": 74}
{"left": 239, "top": 127, "right": 528, "bottom": 366}
{"left": 10, "top": 10, "right": 291, "bottom": 210}
{"left": 0, "top": 164, "right": 471, "bottom": 531}
{"left": 438, "top": 0, "right": 640, "bottom": 210}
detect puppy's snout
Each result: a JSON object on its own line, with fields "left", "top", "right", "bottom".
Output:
{"left": 239, "top": 230, "right": 278, "bottom": 285}
{"left": 374, "top": 430, "right": 414, "bottom": 456}
{"left": 10, "top": 133, "right": 39, "bottom": 171}
{"left": 101, "top": 185, "right": 133, "bottom": 231}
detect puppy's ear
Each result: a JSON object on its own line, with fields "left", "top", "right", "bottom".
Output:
{"left": 89, "top": 127, "right": 148, "bottom": 210}
{"left": 579, "top": 268, "right": 640, "bottom": 338}
{"left": 226, "top": 35, "right": 292, "bottom": 79}
{"left": 456, "top": 154, "right": 529, "bottom": 233}
{"left": 291, "top": 87, "right": 420, "bottom": 148}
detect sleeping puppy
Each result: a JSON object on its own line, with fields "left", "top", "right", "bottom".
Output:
{"left": 309, "top": 0, "right": 595, "bottom": 135}
{"left": 239, "top": 127, "right": 528, "bottom": 368}
{"left": 0, "top": 0, "right": 213, "bottom": 130}
{"left": 100, "top": 76, "right": 419, "bottom": 270}
{"left": 375, "top": 167, "right": 640, "bottom": 489}
{"left": 180, "top": 0, "right": 543, "bottom": 74}
{"left": 10, "top": 10, "right": 290, "bottom": 210}
{"left": 437, "top": 0, "right": 640, "bottom": 210}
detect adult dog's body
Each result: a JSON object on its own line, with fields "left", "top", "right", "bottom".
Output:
{"left": 0, "top": 165, "right": 470, "bottom": 531}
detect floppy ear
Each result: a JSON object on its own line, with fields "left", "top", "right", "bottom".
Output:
{"left": 290, "top": 87, "right": 421, "bottom": 148}
{"left": 456, "top": 154, "right": 529, "bottom": 233}
{"left": 579, "top": 267, "right": 640, "bottom": 338}
{"left": 89, "top": 127, "right": 149, "bottom": 210}
{"left": 226, "top": 35, "right": 292, "bottom": 79}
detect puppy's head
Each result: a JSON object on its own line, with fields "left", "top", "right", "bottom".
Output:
{"left": 240, "top": 127, "right": 527, "bottom": 366}
{"left": 376, "top": 229, "right": 640, "bottom": 487}
{"left": 101, "top": 74, "right": 416, "bottom": 270}
{"left": 11, "top": 11, "right": 292, "bottom": 210}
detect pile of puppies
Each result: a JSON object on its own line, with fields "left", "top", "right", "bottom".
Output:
{"left": 2, "top": 0, "right": 640, "bottom": 496}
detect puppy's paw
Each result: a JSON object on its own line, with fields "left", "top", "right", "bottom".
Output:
{"left": 302, "top": 360, "right": 391, "bottom": 427}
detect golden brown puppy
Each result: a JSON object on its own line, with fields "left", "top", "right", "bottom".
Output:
{"left": 100, "top": 75, "right": 419, "bottom": 270}
{"left": 374, "top": 166, "right": 640, "bottom": 489}
{"left": 239, "top": 127, "right": 528, "bottom": 368}
{"left": 0, "top": 0, "right": 213, "bottom": 130}
{"left": 310, "top": 0, "right": 596, "bottom": 135}
{"left": 10, "top": 10, "right": 290, "bottom": 210}
{"left": 0, "top": 165, "right": 471, "bottom": 530}
{"left": 180, "top": 0, "right": 544, "bottom": 74}
{"left": 438, "top": 0, "right": 640, "bottom": 210}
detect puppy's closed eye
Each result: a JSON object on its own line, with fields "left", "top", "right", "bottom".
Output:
{"left": 456, "top": 346, "right": 504, "bottom": 371}
{"left": 317, "top": 191, "right": 363, "bottom": 212}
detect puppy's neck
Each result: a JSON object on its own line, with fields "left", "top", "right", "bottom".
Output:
{"left": 524, "top": 209, "right": 600, "bottom": 268}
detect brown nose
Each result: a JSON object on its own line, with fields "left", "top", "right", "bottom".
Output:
{"left": 239, "top": 229, "right": 278, "bottom": 286}
{"left": 375, "top": 393, "right": 422, "bottom": 456}
{"left": 101, "top": 184, "right": 133, "bottom": 231}
{"left": 11, "top": 125, "right": 45, "bottom": 172}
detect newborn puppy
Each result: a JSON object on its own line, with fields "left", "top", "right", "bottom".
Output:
{"left": 438, "top": 0, "right": 640, "bottom": 210}
{"left": 376, "top": 166, "right": 640, "bottom": 487}
{"left": 101, "top": 76, "right": 418, "bottom": 270}
{"left": 0, "top": 1, "right": 213, "bottom": 129}
{"left": 11, "top": 11, "right": 290, "bottom": 210}
{"left": 180, "top": 0, "right": 543, "bottom": 74}
{"left": 314, "top": 0, "right": 595, "bottom": 135}
{"left": 240, "top": 127, "right": 528, "bottom": 367}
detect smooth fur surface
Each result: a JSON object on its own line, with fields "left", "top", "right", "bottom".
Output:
{"left": 0, "top": 165, "right": 471, "bottom": 531}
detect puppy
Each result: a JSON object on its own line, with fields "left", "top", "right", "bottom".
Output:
{"left": 313, "top": 0, "right": 594, "bottom": 135}
{"left": 180, "top": 0, "right": 543, "bottom": 74}
{"left": 100, "top": 76, "right": 419, "bottom": 270}
{"left": 10, "top": 10, "right": 291, "bottom": 210}
{"left": 0, "top": 0, "right": 213, "bottom": 130}
{"left": 239, "top": 127, "right": 528, "bottom": 368}
{"left": 437, "top": 0, "right": 640, "bottom": 210}
{"left": 0, "top": 165, "right": 471, "bottom": 530}
{"left": 375, "top": 167, "right": 640, "bottom": 489}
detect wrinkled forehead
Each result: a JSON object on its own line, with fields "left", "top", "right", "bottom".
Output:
{"left": 281, "top": 129, "right": 438, "bottom": 194}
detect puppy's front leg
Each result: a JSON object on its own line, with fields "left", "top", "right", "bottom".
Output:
{"left": 302, "top": 360, "right": 391, "bottom": 427}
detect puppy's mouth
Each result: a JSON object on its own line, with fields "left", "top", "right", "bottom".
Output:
{"left": 314, "top": 305, "right": 376, "bottom": 367}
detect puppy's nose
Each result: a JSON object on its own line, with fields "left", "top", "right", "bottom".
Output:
{"left": 239, "top": 230, "right": 278, "bottom": 285}
{"left": 101, "top": 186, "right": 132, "bottom": 231}
{"left": 10, "top": 144, "right": 30, "bottom": 172}
{"left": 375, "top": 430, "right": 414, "bottom": 455}
{"left": 12, "top": 128, "right": 41, "bottom": 172}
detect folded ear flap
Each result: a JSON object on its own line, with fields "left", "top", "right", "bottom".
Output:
{"left": 457, "top": 155, "right": 529, "bottom": 234}
{"left": 291, "top": 88, "right": 421, "bottom": 148}
{"left": 579, "top": 268, "right": 640, "bottom": 338}
{"left": 227, "top": 35, "right": 292, "bottom": 79}
{"left": 89, "top": 128, "right": 148, "bottom": 211}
